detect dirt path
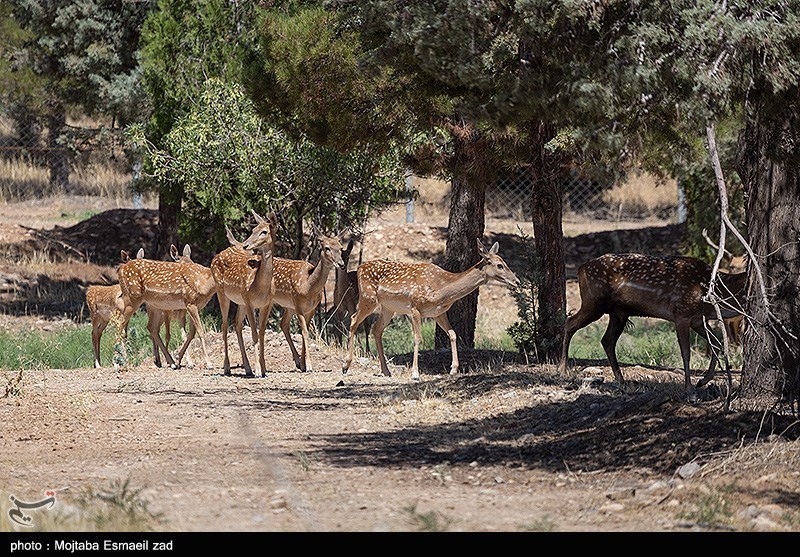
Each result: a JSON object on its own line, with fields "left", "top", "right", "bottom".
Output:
{"left": 3, "top": 329, "right": 798, "bottom": 533}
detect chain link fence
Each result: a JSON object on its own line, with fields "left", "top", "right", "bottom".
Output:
{"left": 0, "top": 112, "right": 132, "bottom": 202}
{"left": 488, "top": 167, "right": 682, "bottom": 222}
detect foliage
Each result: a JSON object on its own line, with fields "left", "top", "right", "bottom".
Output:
{"left": 130, "top": 78, "right": 407, "bottom": 255}
{"left": 7, "top": 0, "right": 150, "bottom": 122}
{"left": 506, "top": 231, "right": 559, "bottom": 362}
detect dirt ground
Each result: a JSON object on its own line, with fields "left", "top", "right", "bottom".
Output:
{"left": 1, "top": 196, "right": 799, "bottom": 533}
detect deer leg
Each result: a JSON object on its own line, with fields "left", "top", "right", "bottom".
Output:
{"left": 674, "top": 319, "right": 694, "bottom": 393}
{"left": 694, "top": 322, "right": 720, "bottom": 389}
{"left": 146, "top": 312, "right": 171, "bottom": 368}
{"left": 256, "top": 303, "right": 273, "bottom": 377}
{"left": 176, "top": 314, "right": 197, "bottom": 368}
{"left": 298, "top": 311, "right": 313, "bottom": 372}
{"left": 434, "top": 313, "right": 459, "bottom": 376}
{"left": 184, "top": 304, "right": 211, "bottom": 369}
{"left": 409, "top": 309, "right": 424, "bottom": 381}
{"left": 91, "top": 317, "right": 107, "bottom": 369}
{"left": 601, "top": 311, "right": 628, "bottom": 385}
{"left": 248, "top": 307, "right": 258, "bottom": 346}
{"left": 148, "top": 311, "right": 177, "bottom": 369}
{"left": 559, "top": 306, "right": 604, "bottom": 375}
{"left": 116, "top": 303, "right": 140, "bottom": 368}
{"left": 234, "top": 304, "right": 252, "bottom": 375}
{"left": 280, "top": 308, "right": 303, "bottom": 370}
{"left": 179, "top": 311, "right": 194, "bottom": 368}
{"left": 342, "top": 297, "right": 378, "bottom": 374}
{"left": 371, "top": 308, "right": 394, "bottom": 377}
{"left": 218, "top": 293, "right": 233, "bottom": 375}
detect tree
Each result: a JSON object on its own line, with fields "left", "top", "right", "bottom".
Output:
{"left": 618, "top": 1, "right": 800, "bottom": 408}
{"left": 132, "top": 78, "right": 406, "bottom": 259}
{"left": 138, "top": 0, "right": 254, "bottom": 257}
{"left": 344, "top": 1, "right": 656, "bottom": 361}
{"left": 8, "top": 0, "right": 150, "bottom": 190}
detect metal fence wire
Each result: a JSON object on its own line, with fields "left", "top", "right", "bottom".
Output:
{"left": 488, "top": 167, "right": 680, "bottom": 222}
{"left": 1, "top": 109, "right": 679, "bottom": 222}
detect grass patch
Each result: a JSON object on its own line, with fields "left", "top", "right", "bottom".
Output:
{"left": 677, "top": 491, "right": 734, "bottom": 530}
{"left": 403, "top": 502, "right": 452, "bottom": 532}
{"left": 566, "top": 318, "right": 743, "bottom": 371}
{"left": 0, "top": 310, "right": 218, "bottom": 370}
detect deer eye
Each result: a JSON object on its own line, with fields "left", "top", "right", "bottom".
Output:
{"left": 497, "top": 263, "right": 505, "bottom": 270}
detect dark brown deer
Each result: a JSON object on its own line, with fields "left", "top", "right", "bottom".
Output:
{"left": 559, "top": 253, "right": 746, "bottom": 393}
{"left": 331, "top": 237, "right": 373, "bottom": 352}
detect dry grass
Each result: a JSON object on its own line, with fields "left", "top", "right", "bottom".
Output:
{"left": 601, "top": 172, "right": 678, "bottom": 218}
{"left": 0, "top": 156, "right": 133, "bottom": 202}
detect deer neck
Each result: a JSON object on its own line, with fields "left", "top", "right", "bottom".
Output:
{"left": 253, "top": 247, "right": 274, "bottom": 291}
{"left": 303, "top": 256, "right": 334, "bottom": 297}
{"left": 434, "top": 265, "right": 487, "bottom": 305}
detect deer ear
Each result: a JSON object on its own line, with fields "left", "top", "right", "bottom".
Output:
{"left": 490, "top": 242, "right": 499, "bottom": 255}
{"left": 476, "top": 239, "right": 489, "bottom": 256}
{"left": 252, "top": 209, "right": 265, "bottom": 224}
{"left": 136, "top": 248, "right": 144, "bottom": 259}
{"left": 120, "top": 250, "right": 130, "bottom": 263}
{"left": 170, "top": 245, "right": 178, "bottom": 260}
{"left": 183, "top": 244, "right": 191, "bottom": 258}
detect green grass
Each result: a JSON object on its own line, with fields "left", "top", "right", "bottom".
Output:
{"left": 566, "top": 318, "right": 743, "bottom": 371}
{"left": 373, "top": 317, "right": 516, "bottom": 356}
{"left": 0, "top": 310, "right": 219, "bottom": 370}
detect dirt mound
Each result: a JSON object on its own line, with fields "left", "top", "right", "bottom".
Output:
{"left": 14, "top": 208, "right": 159, "bottom": 266}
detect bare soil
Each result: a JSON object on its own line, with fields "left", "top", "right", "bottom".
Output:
{"left": 1, "top": 197, "right": 799, "bottom": 533}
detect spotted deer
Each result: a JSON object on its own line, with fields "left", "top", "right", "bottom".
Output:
{"left": 559, "top": 253, "right": 747, "bottom": 393}
{"left": 272, "top": 227, "right": 344, "bottom": 372}
{"left": 342, "top": 240, "right": 520, "bottom": 381}
{"left": 210, "top": 211, "right": 276, "bottom": 376}
{"left": 131, "top": 246, "right": 195, "bottom": 368}
{"left": 117, "top": 243, "right": 217, "bottom": 369}
{"left": 331, "top": 238, "right": 373, "bottom": 352}
{"left": 86, "top": 282, "right": 125, "bottom": 369}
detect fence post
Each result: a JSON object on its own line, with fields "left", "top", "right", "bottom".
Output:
{"left": 132, "top": 160, "right": 143, "bottom": 209}
{"left": 405, "top": 171, "right": 415, "bottom": 224}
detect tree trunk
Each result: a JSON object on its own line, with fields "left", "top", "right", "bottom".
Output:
{"left": 47, "top": 107, "right": 70, "bottom": 193}
{"left": 157, "top": 187, "right": 182, "bottom": 260}
{"left": 735, "top": 96, "right": 800, "bottom": 410}
{"left": 528, "top": 121, "right": 567, "bottom": 363}
{"left": 434, "top": 124, "right": 488, "bottom": 351}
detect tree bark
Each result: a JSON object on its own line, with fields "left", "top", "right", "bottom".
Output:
{"left": 735, "top": 95, "right": 800, "bottom": 410}
{"left": 47, "top": 107, "right": 70, "bottom": 193}
{"left": 156, "top": 186, "right": 182, "bottom": 261}
{"left": 434, "top": 123, "right": 488, "bottom": 351}
{"left": 528, "top": 121, "right": 567, "bottom": 363}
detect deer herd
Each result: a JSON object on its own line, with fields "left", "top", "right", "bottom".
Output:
{"left": 86, "top": 210, "right": 748, "bottom": 395}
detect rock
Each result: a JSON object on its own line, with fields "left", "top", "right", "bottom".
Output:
{"left": 676, "top": 462, "right": 701, "bottom": 479}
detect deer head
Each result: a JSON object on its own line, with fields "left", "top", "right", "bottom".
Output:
{"left": 477, "top": 240, "right": 519, "bottom": 289}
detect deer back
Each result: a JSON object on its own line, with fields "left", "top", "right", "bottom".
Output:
{"left": 577, "top": 253, "right": 742, "bottom": 322}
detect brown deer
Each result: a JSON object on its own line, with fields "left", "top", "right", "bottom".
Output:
{"left": 272, "top": 227, "right": 344, "bottom": 372}
{"left": 117, "top": 243, "right": 217, "bottom": 369}
{"left": 86, "top": 282, "right": 125, "bottom": 369}
{"left": 558, "top": 253, "right": 747, "bottom": 393}
{"left": 223, "top": 225, "right": 259, "bottom": 347}
{"left": 342, "top": 240, "right": 520, "bottom": 381}
{"left": 210, "top": 211, "right": 276, "bottom": 376}
{"left": 86, "top": 249, "right": 142, "bottom": 368}
{"left": 331, "top": 237, "right": 373, "bottom": 352}
{"left": 132, "top": 246, "right": 195, "bottom": 368}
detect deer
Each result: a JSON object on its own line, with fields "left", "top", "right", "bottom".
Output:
{"left": 86, "top": 282, "right": 125, "bottom": 369}
{"left": 271, "top": 227, "right": 344, "bottom": 372}
{"left": 210, "top": 211, "right": 276, "bottom": 377}
{"left": 117, "top": 243, "right": 217, "bottom": 370}
{"left": 331, "top": 238, "right": 373, "bottom": 353}
{"left": 558, "top": 253, "right": 747, "bottom": 394}
{"left": 131, "top": 246, "right": 195, "bottom": 368}
{"left": 86, "top": 249, "right": 143, "bottom": 368}
{"left": 341, "top": 239, "right": 520, "bottom": 381}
